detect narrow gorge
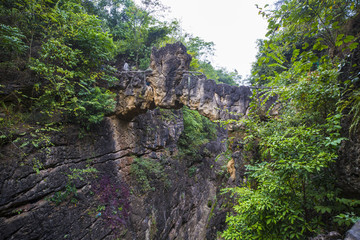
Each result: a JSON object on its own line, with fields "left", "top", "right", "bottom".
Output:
{"left": 2, "top": 0, "right": 360, "bottom": 239}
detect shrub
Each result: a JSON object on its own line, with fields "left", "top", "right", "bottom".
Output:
{"left": 48, "top": 165, "right": 98, "bottom": 205}
{"left": 92, "top": 175, "right": 130, "bottom": 228}
{"left": 178, "top": 106, "right": 217, "bottom": 161}
{"left": 130, "top": 157, "right": 169, "bottom": 193}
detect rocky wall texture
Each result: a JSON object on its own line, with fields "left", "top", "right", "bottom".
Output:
{"left": 113, "top": 42, "right": 252, "bottom": 121}
{"left": 0, "top": 108, "right": 232, "bottom": 239}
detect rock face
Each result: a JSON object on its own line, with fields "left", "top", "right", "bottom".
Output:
{"left": 113, "top": 42, "right": 252, "bottom": 121}
{"left": 0, "top": 43, "right": 252, "bottom": 239}
{"left": 345, "top": 221, "right": 360, "bottom": 240}
{"left": 0, "top": 109, "right": 230, "bottom": 239}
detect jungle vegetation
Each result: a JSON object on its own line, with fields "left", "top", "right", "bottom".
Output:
{"left": 222, "top": 0, "right": 360, "bottom": 239}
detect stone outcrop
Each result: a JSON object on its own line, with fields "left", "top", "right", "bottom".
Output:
{"left": 113, "top": 42, "right": 252, "bottom": 121}
{"left": 310, "top": 231, "right": 342, "bottom": 240}
{"left": 226, "top": 159, "right": 236, "bottom": 182}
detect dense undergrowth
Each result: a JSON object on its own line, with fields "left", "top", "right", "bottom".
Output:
{"left": 177, "top": 106, "right": 217, "bottom": 163}
{"left": 221, "top": 0, "right": 360, "bottom": 239}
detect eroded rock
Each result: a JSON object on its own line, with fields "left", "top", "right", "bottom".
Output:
{"left": 114, "top": 42, "right": 252, "bottom": 121}
{"left": 226, "top": 159, "right": 236, "bottom": 182}
{"left": 0, "top": 107, "right": 231, "bottom": 239}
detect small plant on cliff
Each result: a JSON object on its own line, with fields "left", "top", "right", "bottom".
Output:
{"left": 177, "top": 106, "right": 217, "bottom": 162}
{"left": 91, "top": 175, "right": 130, "bottom": 228}
{"left": 48, "top": 165, "right": 98, "bottom": 205}
{"left": 130, "top": 157, "right": 169, "bottom": 193}
{"left": 157, "top": 108, "right": 177, "bottom": 123}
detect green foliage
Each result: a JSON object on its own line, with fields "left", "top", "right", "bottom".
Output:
{"left": 188, "top": 166, "right": 197, "bottom": 177}
{"left": 130, "top": 157, "right": 169, "bottom": 193}
{"left": 340, "top": 86, "right": 360, "bottom": 134}
{"left": 116, "top": 1, "right": 171, "bottom": 69}
{"left": 0, "top": 24, "right": 27, "bottom": 55}
{"left": 222, "top": 0, "right": 360, "bottom": 238}
{"left": 222, "top": 113, "right": 345, "bottom": 239}
{"left": 251, "top": 0, "right": 359, "bottom": 86}
{"left": 0, "top": 0, "right": 118, "bottom": 132}
{"left": 48, "top": 165, "right": 98, "bottom": 205}
{"left": 21, "top": 2, "right": 117, "bottom": 128}
{"left": 197, "top": 61, "right": 241, "bottom": 86}
{"left": 215, "top": 146, "right": 233, "bottom": 177}
{"left": 29, "top": 39, "right": 116, "bottom": 127}
{"left": 334, "top": 212, "right": 360, "bottom": 227}
{"left": 186, "top": 36, "right": 215, "bottom": 61}
{"left": 157, "top": 108, "right": 177, "bottom": 122}
{"left": 178, "top": 107, "right": 217, "bottom": 161}
{"left": 71, "top": 87, "right": 116, "bottom": 126}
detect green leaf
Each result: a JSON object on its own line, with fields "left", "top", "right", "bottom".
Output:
{"left": 335, "top": 40, "right": 343, "bottom": 47}
{"left": 349, "top": 42, "right": 359, "bottom": 51}
{"left": 336, "top": 34, "right": 344, "bottom": 42}
{"left": 344, "top": 35, "right": 355, "bottom": 43}
{"left": 302, "top": 42, "right": 309, "bottom": 50}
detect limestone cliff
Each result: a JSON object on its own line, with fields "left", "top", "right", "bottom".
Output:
{"left": 0, "top": 43, "right": 252, "bottom": 239}
{"left": 113, "top": 42, "right": 252, "bottom": 121}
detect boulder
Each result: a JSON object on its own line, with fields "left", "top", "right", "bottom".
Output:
{"left": 345, "top": 221, "right": 360, "bottom": 240}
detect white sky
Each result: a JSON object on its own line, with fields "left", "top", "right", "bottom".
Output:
{"left": 159, "top": 0, "right": 277, "bottom": 78}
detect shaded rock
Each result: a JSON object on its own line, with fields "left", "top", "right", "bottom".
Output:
{"left": 345, "top": 221, "right": 360, "bottom": 240}
{"left": 0, "top": 107, "right": 230, "bottom": 239}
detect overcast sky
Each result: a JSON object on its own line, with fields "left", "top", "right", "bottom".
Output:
{"left": 159, "top": 0, "right": 277, "bottom": 78}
